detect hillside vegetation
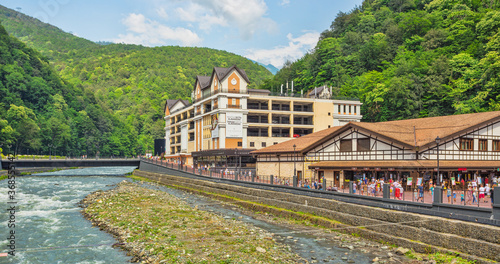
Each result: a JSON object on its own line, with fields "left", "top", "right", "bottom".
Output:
{"left": 262, "top": 0, "right": 500, "bottom": 122}
{"left": 0, "top": 5, "right": 272, "bottom": 156}
{"left": 0, "top": 24, "right": 137, "bottom": 157}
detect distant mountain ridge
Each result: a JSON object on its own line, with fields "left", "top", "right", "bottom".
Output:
{"left": 0, "top": 4, "right": 273, "bottom": 153}
{"left": 249, "top": 60, "right": 279, "bottom": 75}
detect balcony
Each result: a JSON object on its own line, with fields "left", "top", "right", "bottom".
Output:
{"left": 272, "top": 115, "right": 290, "bottom": 124}
{"left": 248, "top": 101, "right": 268, "bottom": 110}
{"left": 293, "top": 104, "right": 313, "bottom": 112}
{"left": 272, "top": 103, "right": 290, "bottom": 111}
{"left": 194, "top": 87, "right": 249, "bottom": 103}
{"left": 248, "top": 115, "right": 268, "bottom": 124}
{"left": 227, "top": 104, "right": 242, "bottom": 109}
{"left": 272, "top": 128, "right": 290, "bottom": 138}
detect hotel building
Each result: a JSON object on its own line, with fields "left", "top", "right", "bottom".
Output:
{"left": 163, "top": 65, "right": 363, "bottom": 167}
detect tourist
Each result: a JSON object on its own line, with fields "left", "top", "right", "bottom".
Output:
{"left": 418, "top": 184, "right": 424, "bottom": 202}
{"left": 485, "top": 184, "right": 491, "bottom": 202}
{"left": 479, "top": 184, "right": 485, "bottom": 203}
{"left": 446, "top": 184, "right": 452, "bottom": 203}
{"left": 430, "top": 184, "right": 435, "bottom": 202}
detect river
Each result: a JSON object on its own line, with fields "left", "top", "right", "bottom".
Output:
{"left": 0, "top": 167, "right": 377, "bottom": 263}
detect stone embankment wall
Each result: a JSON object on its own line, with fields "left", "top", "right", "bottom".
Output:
{"left": 134, "top": 170, "right": 500, "bottom": 264}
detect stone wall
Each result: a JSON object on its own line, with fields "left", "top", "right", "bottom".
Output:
{"left": 134, "top": 169, "right": 500, "bottom": 263}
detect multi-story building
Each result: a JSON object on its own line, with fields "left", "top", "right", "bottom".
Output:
{"left": 163, "top": 65, "right": 362, "bottom": 167}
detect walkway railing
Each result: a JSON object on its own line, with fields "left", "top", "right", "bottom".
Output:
{"left": 140, "top": 157, "right": 500, "bottom": 222}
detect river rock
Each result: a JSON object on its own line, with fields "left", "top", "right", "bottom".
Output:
{"left": 395, "top": 247, "right": 409, "bottom": 255}
{"left": 256, "top": 247, "right": 266, "bottom": 253}
{"left": 372, "top": 257, "right": 379, "bottom": 262}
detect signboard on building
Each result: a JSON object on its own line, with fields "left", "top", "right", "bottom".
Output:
{"left": 226, "top": 112, "right": 243, "bottom": 138}
{"left": 211, "top": 113, "right": 219, "bottom": 138}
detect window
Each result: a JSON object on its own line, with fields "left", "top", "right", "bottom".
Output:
{"left": 338, "top": 105, "right": 341, "bottom": 113}
{"left": 459, "top": 138, "right": 473, "bottom": 150}
{"left": 328, "top": 125, "right": 331, "bottom": 128}
{"left": 479, "top": 139, "right": 487, "bottom": 151}
{"left": 328, "top": 112, "right": 331, "bottom": 116}
{"left": 250, "top": 142, "right": 255, "bottom": 147}
{"left": 343, "top": 105, "right": 346, "bottom": 113}
{"left": 274, "top": 142, "right": 278, "bottom": 145}
{"left": 357, "top": 138, "right": 370, "bottom": 151}
{"left": 237, "top": 141, "right": 242, "bottom": 147}
{"left": 349, "top": 105, "right": 351, "bottom": 113}
{"left": 354, "top": 106, "right": 357, "bottom": 114}
{"left": 340, "top": 139, "right": 352, "bottom": 152}
{"left": 493, "top": 140, "right": 500, "bottom": 151}
{"left": 262, "top": 142, "right": 266, "bottom": 147}
{"left": 232, "top": 98, "right": 236, "bottom": 105}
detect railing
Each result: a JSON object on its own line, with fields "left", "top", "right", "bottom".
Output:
{"left": 227, "top": 105, "right": 242, "bottom": 109}
{"left": 139, "top": 157, "right": 499, "bottom": 221}
{"left": 194, "top": 88, "right": 249, "bottom": 103}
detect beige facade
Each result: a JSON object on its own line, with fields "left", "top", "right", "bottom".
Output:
{"left": 164, "top": 66, "right": 363, "bottom": 166}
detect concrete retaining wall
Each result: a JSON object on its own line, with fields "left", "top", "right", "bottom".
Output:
{"left": 134, "top": 168, "right": 500, "bottom": 263}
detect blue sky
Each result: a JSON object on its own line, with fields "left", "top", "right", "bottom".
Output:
{"left": 2, "top": 0, "right": 363, "bottom": 68}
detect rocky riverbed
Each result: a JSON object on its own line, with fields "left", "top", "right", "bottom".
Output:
{"left": 80, "top": 180, "right": 474, "bottom": 264}
{"left": 80, "top": 181, "right": 302, "bottom": 263}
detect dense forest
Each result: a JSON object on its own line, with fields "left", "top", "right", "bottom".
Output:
{"left": 262, "top": 0, "right": 500, "bottom": 122}
{"left": 0, "top": 5, "right": 272, "bottom": 156}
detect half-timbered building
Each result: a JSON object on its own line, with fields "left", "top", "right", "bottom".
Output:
{"left": 252, "top": 111, "right": 500, "bottom": 187}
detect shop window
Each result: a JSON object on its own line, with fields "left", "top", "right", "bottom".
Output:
{"left": 357, "top": 138, "right": 370, "bottom": 151}
{"left": 237, "top": 141, "right": 242, "bottom": 147}
{"left": 479, "top": 139, "right": 487, "bottom": 151}
{"left": 262, "top": 142, "right": 266, "bottom": 147}
{"left": 340, "top": 139, "right": 352, "bottom": 152}
{"left": 493, "top": 140, "right": 500, "bottom": 151}
{"left": 250, "top": 142, "right": 255, "bottom": 147}
{"left": 459, "top": 138, "right": 473, "bottom": 150}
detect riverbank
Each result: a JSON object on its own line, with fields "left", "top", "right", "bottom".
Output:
{"left": 80, "top": 181, "right": 302, "bottom": 263}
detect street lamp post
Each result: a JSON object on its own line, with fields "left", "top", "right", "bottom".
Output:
{"left": 293, "top": 144, "right": 297, "bottom": 177}
{"left": 436, "top": 136, "right": 441, "bottom": 185}
{"left": 48, "top": 144, "right": 53, "bottom": 160}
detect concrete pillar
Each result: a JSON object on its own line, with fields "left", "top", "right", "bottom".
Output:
{"left": 252, "top": 173, "right": 255, "bottom": 182}
{"left": 434, "top": 186, "right": 443, "bottom": 204}
{"left": 293, "top": 176, "right": 297, "bottom": 188}
{"left": 323, "top": 177, "right": 327, "bottom": 191}
{"left": 349, "top": 182, "right": 354, "bottom": 194}
{"left": 270, "top": 175, "right": 273, "bottom": 185}
{"left": 383, "top": 183, "right": 390, "bottom": 199}
{"left": 235, "top": 172, "right": 238, "bottom": 181}
{"left": 210, "top": 170, "right": 212, "bottom": 178}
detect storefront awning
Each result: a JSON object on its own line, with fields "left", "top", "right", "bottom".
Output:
{"left": 308, "top": 160, "right": 500, "bottom": 171}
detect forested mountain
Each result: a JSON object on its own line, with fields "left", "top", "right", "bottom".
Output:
{"left": 0, "top": 5, "right": 272, "bottom": 156}
{"left": 0, "top": 24, "right": 136, "bottom": 157}
{"left": 262, "top": 0, "right": 500, "bottom": 122}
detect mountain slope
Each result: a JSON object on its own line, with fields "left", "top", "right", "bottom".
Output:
{"left": 261, "top": 0, "right": 500, "bottom": 122}
{"left": 0, "top": 23, "right": 136, "bottom": 157}
{"left": 0, "top": 5, "right": 273, "bottom": 152}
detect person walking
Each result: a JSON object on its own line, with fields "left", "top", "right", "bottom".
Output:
{"left": 479, "top": 184, "right": 485, "bottom": 203}
{"left": 418, "top": 184, "right": 424, "bottom": 202}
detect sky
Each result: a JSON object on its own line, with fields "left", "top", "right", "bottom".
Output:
{"left": 2, "top": 0, "right": 363, "bottom": 68}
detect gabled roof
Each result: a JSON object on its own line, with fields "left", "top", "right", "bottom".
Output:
{"left": 308, "top": 85, "right": 328, "bottom": 96}
{"left": 350, "top": 111, "right": 500, "bottom": 150}
{"left": 195, "top": 75, "right": 211, "bottom": 90}
{"left": 212, "top": 65, "right": 250, "bottom": 84}
{"left": 164, "top": 99, "right": 189, "bottom": 115}
{"left": 252, "top": 111, "right": 500, "bottom": 156}
{"left": 251, "top": 126, "right": 344, "bottom": 155}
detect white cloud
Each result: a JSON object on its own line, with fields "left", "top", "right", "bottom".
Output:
{"left": 161, "top": 0, "right": 277, "bottom": 39}
{"left": 114, "top": 13, "right": 202, "bottom": 46}
{"left": 245, "top": 32, "right": 320, "bottom": 68}
{"left": 280, "top": 0, "right": 290, "bottom": 6}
